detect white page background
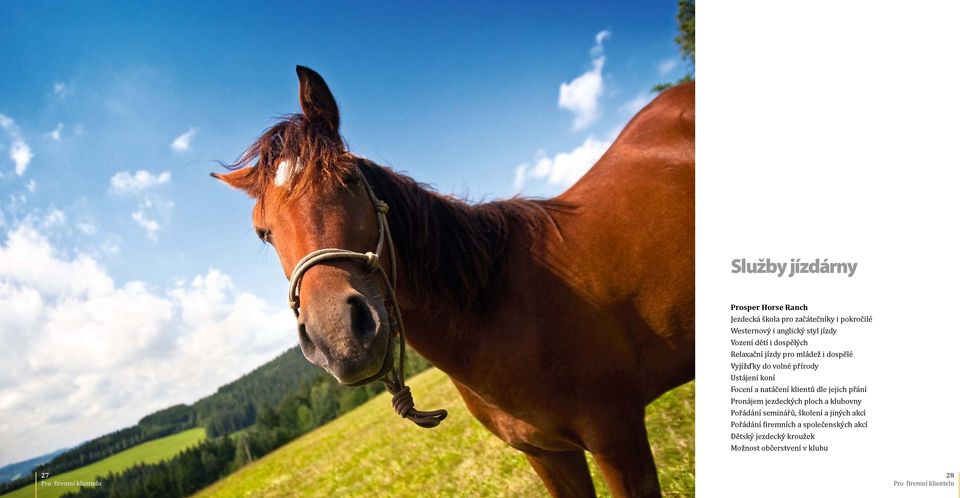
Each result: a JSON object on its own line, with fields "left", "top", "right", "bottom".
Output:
{"left": 697, "top": 2, "right": 960, "bottom": 496}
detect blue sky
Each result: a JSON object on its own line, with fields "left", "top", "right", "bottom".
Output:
{"left": 0, "top": 0, "right": 685, "bottom": 465}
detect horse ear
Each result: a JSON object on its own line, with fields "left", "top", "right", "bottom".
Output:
{"left": 296, "top": 65, "right": 340, "bottom": 135}
{"left": 211, "top": 169, "right": 258, "bottom": 198}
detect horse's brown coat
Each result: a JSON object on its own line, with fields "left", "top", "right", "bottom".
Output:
{"left": 217, "top": 67, "right": 694, "bottom": 498}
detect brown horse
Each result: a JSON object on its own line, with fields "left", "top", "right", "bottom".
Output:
{"left": 215, "top": 65, "right": 694, "bottom": 498}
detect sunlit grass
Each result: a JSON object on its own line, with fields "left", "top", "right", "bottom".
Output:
{"left": 194, "top": 369, "right": 694, "bottom": 497}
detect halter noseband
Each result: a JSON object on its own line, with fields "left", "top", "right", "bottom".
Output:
{"left": 286, "top": 168, "right": 447, "bottom": 429}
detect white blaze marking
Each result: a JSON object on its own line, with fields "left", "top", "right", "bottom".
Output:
{"left": 274, "top": 158, "right": 303, "bottom": 186}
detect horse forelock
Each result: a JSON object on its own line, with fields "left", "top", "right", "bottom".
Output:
{"left": 227, "top": 114, "right": 350, "bottom": 199}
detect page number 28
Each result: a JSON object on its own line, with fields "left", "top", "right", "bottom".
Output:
{"left": 948, "top": 472, "right": 956, "bottom": 479}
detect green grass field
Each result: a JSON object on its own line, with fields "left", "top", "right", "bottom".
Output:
{"left": 196, "top": 369, "right": 694, "bottom": 497}
{"left": 2, "top": 428, "right": 206, "bottom": 498}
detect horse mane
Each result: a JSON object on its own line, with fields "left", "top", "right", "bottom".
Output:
{"left": 230, "top": 114, "right": 573, "bottom": 314}
{"left": 359, "top": 159, "right": 571, "bottom": 314}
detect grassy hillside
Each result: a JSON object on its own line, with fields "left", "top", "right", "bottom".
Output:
{"left": 1, "top": 428, "right": 205, "bottom": 498}
{"left": 196, "top": 370, "right": 694, "bottom": 497}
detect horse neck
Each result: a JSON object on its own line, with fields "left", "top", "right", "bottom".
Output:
{"left": 357, "top": 159, "right": 537, "bottom": 375}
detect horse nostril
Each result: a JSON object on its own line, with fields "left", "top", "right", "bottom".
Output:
{"left": 298, "top": 322, "right": 316, "bottom": 354}
{"left": 347, "top": 295, "right": 377, "bottom": 345}
{"left": 297, "top": 321, "right": 329, "bottom": 369}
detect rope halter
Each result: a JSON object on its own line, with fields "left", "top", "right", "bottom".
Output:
{"left": 286, "top": 168, "right": 447, "bottom": 429}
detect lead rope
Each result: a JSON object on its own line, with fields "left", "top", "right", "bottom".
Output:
{"left": 287, "top": 171, "right": 447, "bottom": 429}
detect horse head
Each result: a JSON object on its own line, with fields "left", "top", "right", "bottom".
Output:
{"left": 214, "top": 66, "right": 394, "bottom": 386}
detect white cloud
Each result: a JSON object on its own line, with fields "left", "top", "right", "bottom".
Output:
{"left": 7, "top": 193, "right": 27, "bottom": 215}
{"left": 170, "top": 127, "right": 197, "bottom": 153}
{"left": 0, "top": 114, "right": 33, "bottom": 176}
{"left": 110, "top": 170, "right": 171, "bottom": 194}
{"left": 0, "top": 224, "right": 113, "bottom": 298}
{"left": 132, "top": 209, "right": 161, "bottom": 241}
{"left": 513, "top": 135, "right": 611, "bottom": 191}
{"left": 26, "top": 179, "right": 37, "bottom": 194}
{"left": 658, "top": 58, "right": 679, "bottom": 77}
{"left": 100, "top": 235, "right": 121, "bottom": 255}
{"left": 110, "top": 172, "right": 173, "bottom": 240}
{"left": 0, "top": 221, "right": 292, "bottom": 464}
{"left": 42, "top": 208, "right": 66, "bottom": 229}
{"left": 620, "top": 92, "right": 654, "bottom": 115}
{"left": 558, "top": 31, "right": 610, "bottom": 131}
{"left": 47, "top": 123, "right": 64, "bottom": 141}
{"left": 52, "top": 82, "right": 69, "bottom": 99}
{"left": 10, "top": 142, "right": 32, "bottom": 176}
{"left": 591, "top": 30, "right": 611, "bottom": 57}
{"left": 76, "top": 221, "right": 97, "bottom": 235}
{"left": 129, "top": 196, "right": 174, "bottom": 242}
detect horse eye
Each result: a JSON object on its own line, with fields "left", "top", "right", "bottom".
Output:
{"left": 255, "top": 228, "right": 272, "bottom": 243}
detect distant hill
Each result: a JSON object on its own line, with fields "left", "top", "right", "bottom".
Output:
{"left": 195, "top": 369, "right": 696, "bottom": 498}
{"left": 0, "top": 448, "right": 67, "bottom": 483}
{"left": 0, "top": 347, "right": 319, "bottom": 495}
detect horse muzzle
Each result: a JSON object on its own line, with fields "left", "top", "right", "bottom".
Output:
{"left": 296, "top": 291, "right": 393, "bottom": 386}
